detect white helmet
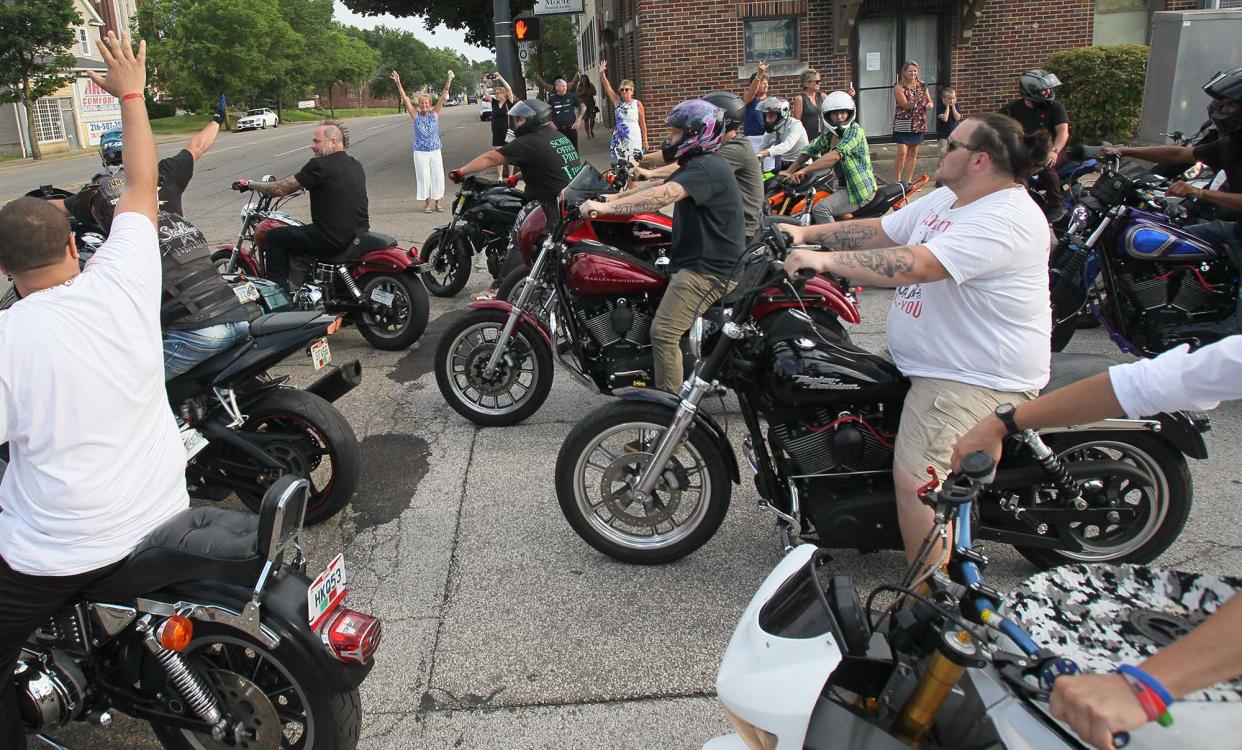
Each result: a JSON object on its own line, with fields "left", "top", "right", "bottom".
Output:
{"left": 758, "top": 97, "right": 791, "bottom": 133}
{"left": 821, "top": 90, "right": 856, "bottom": 136}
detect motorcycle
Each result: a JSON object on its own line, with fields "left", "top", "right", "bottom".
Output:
{"left": 433, "top": 164, "right": 856, "bottom": 427}
{"left": 215, "top": 178, "right": 430, "bottom": 351}
{"left": 19, "top": 476, "right": 382, "bottom": 750}
{"left": 764, "top": 171, "right": 928, "bottom": 224}
{"left": 702, "top": 452, "right": 1233, "bottom": 750}
{"left": 420, "top": 175, "right": 529, "bottom": 297}
{"left": 1049, "top": 148, "right": 1238, "bottom": 354}
{"left": 170, "top": 309, "right": 363, "bottom": 525}
{"left": 555, "top": 224, "right": 1207, "bottom": 568}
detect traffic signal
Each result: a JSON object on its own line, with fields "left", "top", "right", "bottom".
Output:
{"left": 514, "top": 16, "right": 541, "bottom": 42}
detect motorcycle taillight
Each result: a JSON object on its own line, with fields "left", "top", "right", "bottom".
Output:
{"left": 317, "top": 608, "right": 382, "bottom": 665}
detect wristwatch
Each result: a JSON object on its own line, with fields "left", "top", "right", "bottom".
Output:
{"left": 995, "top": 403, "right": 1021, "bottom": 436}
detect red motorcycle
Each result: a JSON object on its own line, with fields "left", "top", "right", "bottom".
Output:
{"left": 215, "top": 177, "right": 430, "bottom": 350}
{"left": 433, "top": 164, "right": 860, "bottom": 426}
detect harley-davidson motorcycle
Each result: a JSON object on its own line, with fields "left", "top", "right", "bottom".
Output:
{"left": 17, "top": 475, "right": 382, "bottom": 750}
{"left": 215, "top": 178, "right": 430, "bottom": 351}
{"left": 433, "top": 164, "right": 855, "bottom": 426}
{"left": 555, "top": 225, "right": 1207, "bottom": 568}
{"left": 1050, "top": 148, "right": 1239, "bottom": 354}
{"left": 420, "top": 175, "right": 529, "bottom": 297}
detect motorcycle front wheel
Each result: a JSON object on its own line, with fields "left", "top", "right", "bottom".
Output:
{"left": 433, "top": 308, "right": 553, "bottom": 426}
{"left": 419, "top": 228, "right": 472, "bottom": 297}
{"left": 1012, "top": 432, "right": 1191, "bottom": 569}
{"left": 148, "top": 621, "right": 362, "bottom": 750}
{"left": 355, "top": 272, "right": 430, "bottom": 350}
{"left": 555, "top": 401, "right": 731, "bottom": 564}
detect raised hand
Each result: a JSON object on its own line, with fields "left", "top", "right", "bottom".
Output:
{"left": 86, "top": 30, "right": 146, "bottom": 98}
{"left": 757, "top": 60, "right": 768, "bottom": 77}
{"left": 390, "top": 70, "right": 401, "bottom": 84}
{"left": 599, "top": 60, "right": 607, "bottom": 74}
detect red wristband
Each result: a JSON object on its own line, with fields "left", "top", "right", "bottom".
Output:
{"left": 121, "top": 92, "right": 144, "bottom": 103}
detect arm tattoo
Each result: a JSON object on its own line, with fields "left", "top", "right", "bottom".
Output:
{"left": 253, "top": 175, "right": 301, "bottom": 197}
{"left": 830, "top": 248, "right": 916, "bottom": 279}
{"left": 803, "top": 222, "right": 878, "bottom": 251}
{"left": 603, "top": 183, "right": 682, "bottom": 215}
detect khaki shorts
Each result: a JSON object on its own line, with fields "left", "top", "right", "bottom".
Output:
{"left": 893, "top": 376, "right": 1037, "bottom": 481}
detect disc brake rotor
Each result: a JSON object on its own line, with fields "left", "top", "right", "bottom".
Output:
{"left": 597, "top": 451, "right": 691, "bottom": 527}
{"left": 463, "top": 342, "right": 522, "bottom": 396}
{"left": 190, "top": 671, "right": 283, "bottom": 750}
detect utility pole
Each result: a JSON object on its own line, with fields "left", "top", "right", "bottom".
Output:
{"left": 493, "top": 0, "right": 523, "bottom": 97}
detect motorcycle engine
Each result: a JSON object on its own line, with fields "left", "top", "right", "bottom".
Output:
{"left": 768, "top": 407, "right": 895, "bottom": 476}
{"left": 15, "top": 648, "right": 88, "bottom": 730}
{"left": 293, "top": 283, "right": 325, "bottom": 310}
{"left": 1116, "top": 261, "right": 1236, "bottom": 323}
{"left": 573, "top": 297, "right": 654, "bottom": 354}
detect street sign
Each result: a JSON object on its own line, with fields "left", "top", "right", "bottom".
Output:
{"left": 517, "top": 41, "right": 536, "bottom": 67}
{"left": 533, "top": 0, "right": 583, "bottom": 13}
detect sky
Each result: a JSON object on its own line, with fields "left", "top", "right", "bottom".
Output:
{"left": 332, "top": 1, "right": 496, "bottom": 62}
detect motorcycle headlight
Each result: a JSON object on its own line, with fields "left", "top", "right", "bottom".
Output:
{"left": 723, "top": 707, "right": 778, "bottom": 750}
{"left": 1066, "top": 204, "right": 1091, "bottom": 234}
{"left": 688, "top": 316, "right": 706, "bottom": 359}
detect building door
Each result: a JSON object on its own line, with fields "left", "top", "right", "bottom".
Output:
{"left": 58, "top": 98, "right": 80, "bottom": 151}
{"left": 855, "top": 13, "right": 945, "bottom": 141}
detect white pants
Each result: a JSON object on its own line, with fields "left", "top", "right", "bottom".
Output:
{"left": 413, "top": 149, "right": 445, "bottom": 201}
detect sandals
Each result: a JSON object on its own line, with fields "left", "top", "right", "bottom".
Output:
{"left": 423, "top": 206, "right": 432, "bottom": 214}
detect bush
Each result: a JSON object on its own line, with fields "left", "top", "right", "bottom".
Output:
{"left": 146, "top": 100, "right": 178, "bottom": 119}
{"left": 1044, "top": 45, "right": 1148, "bottom": 146}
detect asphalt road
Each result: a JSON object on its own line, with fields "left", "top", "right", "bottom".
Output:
{"left": 6, "top": 106, "right": 1242, "bottom": 750}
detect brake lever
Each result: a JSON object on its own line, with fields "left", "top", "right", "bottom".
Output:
{"left": 994, "top": 653, "right": 1130, "bottom": 748}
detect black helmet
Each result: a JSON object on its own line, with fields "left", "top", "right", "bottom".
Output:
{"left": 702, "top": 90, "right": 744, "bottom": 132}
{"left": 1019, "top": 69, "right": 1062, "bottom": 103}
{"left": 508, "top": 99, "right": 552, "bottom": 137}
{"left": 1204, "top": 68, "right": 1242, "bottom": 135}
{"left": 87, "top": 166, "right": 126, "bottom": 231}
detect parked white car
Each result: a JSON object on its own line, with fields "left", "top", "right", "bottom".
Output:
{"left": 236, "top": 108, "right": 279, "bottom": 131}
{"left": 479, "top": 89, "right": 494, "bottom": 121}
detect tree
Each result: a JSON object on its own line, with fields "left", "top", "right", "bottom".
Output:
{"left": 0, "top": 0, "right": 81, "bottom": 160}
{"left": 525, "top": 14, "right": 577, "bottom": 85}
{"left": 339, "top": 0, "right": 532, "bottom": 49}
{"left": 315, "top": 30, "right": 378, "bottom": 116}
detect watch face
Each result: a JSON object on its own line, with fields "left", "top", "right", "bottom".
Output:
{"left": 996, "top": 403, "right": 1015, "bottom": 417}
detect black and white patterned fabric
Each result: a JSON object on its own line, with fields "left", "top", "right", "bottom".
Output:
{"left": 1002, "top": 563, "right": 1242, "bottom": 703}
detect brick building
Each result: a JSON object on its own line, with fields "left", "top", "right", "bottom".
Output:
{"left": 585, "top": 0, "right": 1210, "bottom": 141}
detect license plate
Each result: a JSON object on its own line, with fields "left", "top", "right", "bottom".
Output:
{"left": 180, "top": 425, "right": 209, "bottom": 461}
{"left": 370, "top": 288, "right": 396, "bottom": 306}
{"left": 233, "top": 281, "right": 261, "bottom": 304}
{"left": 308, "top": 553, "right": 347, "bottom": 630}
{"left": 310, "top": 338, "right": 331, "bottom": 370}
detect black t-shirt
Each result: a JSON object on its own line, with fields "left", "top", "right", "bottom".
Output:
{"left": 1194, "top": 135, "right": 1242, "bottom": 234}
{"left": 1000, "top": 99, "right": 1069, "bottom": 137}
{"left": 492, "top": 98, "right": 511, "bottom": 140}
{"left": 935, "top": 102, "right": 962, "bottom": 139}
{"left": 294, "top": 150, "right": 370, "bottom": 250}
{"left": 668, "top": 153, "right": 747, "bottom": 279}
{"left": 157, "top": 149, "right": 195, "bottom": 216}
{"left": 498, "top": 125, "right": 583, "bottom": 207}
{"left": 547, "top": 92, "right": 582, "bottom": 130}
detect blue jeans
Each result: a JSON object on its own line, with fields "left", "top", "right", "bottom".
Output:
{"left": 163, "top": 321, "right": 251, "bottom": 379}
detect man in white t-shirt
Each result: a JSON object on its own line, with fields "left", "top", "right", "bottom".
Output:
{"left": 0, "top": 32, "right": 188, "bottom": 749}
{"left": 781, "top": 113, "right": 1053, "bottom": 565}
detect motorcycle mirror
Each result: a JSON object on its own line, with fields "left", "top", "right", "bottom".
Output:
{"left": 260, "top": 174, "right": 276, "bottom": 182}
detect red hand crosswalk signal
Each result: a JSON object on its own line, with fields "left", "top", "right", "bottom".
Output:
{"left": 514, "top": 16, "right": 540, "bottom": 42}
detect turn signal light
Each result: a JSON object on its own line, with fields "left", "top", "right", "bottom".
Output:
{"left": 157, "top": 616, "right": 194, "bottom": 652}
{"left": 318, "top": 608, "right": 382, "bottom": 665}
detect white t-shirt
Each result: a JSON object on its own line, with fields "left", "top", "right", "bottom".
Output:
{"left": 0, "top": 212, "right": 189, "bottom": 576}
{"left": 879, "top": 185, "right": 1052, "bottom": 391}
{"left": 1110, "top": 336, "right": 1242, "bottom": 418}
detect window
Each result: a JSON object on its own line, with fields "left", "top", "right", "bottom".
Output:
{"left": 744, "top": 17, "right": 797, "bottom": 63}
{"left": 34, "top": 99, "right": 65, "bottom": 143}
{"left": 1093, "top": 0, "right": 1156, "bottom": 45}
{"left": 78, "top": 28, "right": 90, "bottom": 55}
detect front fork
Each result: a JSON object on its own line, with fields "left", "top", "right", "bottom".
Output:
{"left": 482, "top": 240, "right": 552, "bottom": 376}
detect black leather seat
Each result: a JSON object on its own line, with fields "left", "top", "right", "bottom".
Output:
{"left": 249, "top": 310, "right": 324, "bottom": 337}
{"left": 1041, "top": 352, "right": 1114, "bottom": 396}
{"left": 350, "top": 231, "right": 397, "bottom": 254}
{"left": 84, "top": 507, "right": 263, "bottom": 601}
{"left": 852, "top": 183, "right": 907, "bottom": 216}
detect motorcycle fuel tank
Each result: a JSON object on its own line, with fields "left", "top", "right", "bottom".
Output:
{"left": 1115, "top": 209, "right": 1223, "bottom": 263}
{"left": 565, "top": 240, "right": 666, "bottom": 297}
{"left": 760, "top": 315, "right": 908, "bottom": 407}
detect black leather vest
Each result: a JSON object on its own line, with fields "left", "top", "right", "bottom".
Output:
{"left": 158, "top": 211, "right": 248, "bottom": 330}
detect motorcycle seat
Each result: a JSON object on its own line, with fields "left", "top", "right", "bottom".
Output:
{"left": 349, "top": 231, "right": 397, "bottom": 254}
{"left": 249, "top": 310, "right": 325, "bottom": 337}
{"left": 1041, "top": 352, "right": 1114, "bottom": 396}
{"left": 83, "top": 507, "right": 263, "bottom": 601}
{"left": 851, "top": 183, "right": 909, "bottom": 217}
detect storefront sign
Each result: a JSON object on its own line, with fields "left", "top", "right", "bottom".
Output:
{"left": 87, "top": 119, "right": 123, "bottom": 145}
{"left": 79, "top": 80, "right": 120, "bottom": 115}
{"left": 298, "top": 100, "right": 316, "bottom": 109}
{"left": 533, "top": 0, "right": 583, "bottom": 14}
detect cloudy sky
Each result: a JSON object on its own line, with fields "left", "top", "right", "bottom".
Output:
{"left": 333, "top": 1, "right": 496, "bottom": 61}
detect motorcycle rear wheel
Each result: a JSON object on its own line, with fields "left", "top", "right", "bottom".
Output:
{"left": 148, "top": 621, "right": 362, "bottom": 750}
{"left": 355, "top": 272, "right": 430, "bottom": 350}
{"left": 1013, "top": 432, "right": 1191, "bottom": 569}
{"left": 419, "top": 229, "right": 472, "bottom": 297}
{"left": 555, "top": 401, "right": 731, "bottom": 564}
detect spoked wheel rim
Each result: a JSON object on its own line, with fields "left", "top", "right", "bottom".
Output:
{"left": 1051, "top": 439, "right": 1169, "bottom": 561}
{"left": 179, "top": 635, "right": 315, "bottom": 750}
{"left": 244, "top": 414, "right": 336, "bottom": 517}
{"left": 571, "top": 421, "right": 713, "bottom": 551}
{"left": 424, "top": 242, "right": 463, "bottom": 291}
{"left": 445, "top": 321, "right": 541, "bottom": 416}
{"left": 360, "top": 277, "right": 414, "bottom": 339}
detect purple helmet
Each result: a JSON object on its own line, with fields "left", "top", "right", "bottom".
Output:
{"left": 661, "top": 99, "right": 725, "bottom": 163}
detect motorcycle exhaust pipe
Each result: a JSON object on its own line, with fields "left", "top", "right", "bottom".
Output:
{"left": 306, "top": 359, "right": 362, "bottom": 403}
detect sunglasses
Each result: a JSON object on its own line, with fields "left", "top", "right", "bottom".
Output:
{"left": 946, "top": 137, "right": 980, "bottom": 153}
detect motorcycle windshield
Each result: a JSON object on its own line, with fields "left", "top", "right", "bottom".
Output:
{"left": 560, "top": 164, "right": 609, "bottom": 210}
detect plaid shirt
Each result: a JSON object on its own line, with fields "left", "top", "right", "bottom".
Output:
{"left": 801, "top": 123, "right": 876, "bottom": 204}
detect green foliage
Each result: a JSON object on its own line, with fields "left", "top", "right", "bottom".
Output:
{"left": 358, "top": 26, "right": 467, "bottom": 101}
{"left": 0, "top": 0, "right": 80, "bottom": 103}
{"left": 525, "top": 14, "right": 577, "bottom": 84}
{"left": 338, "top": 0, "right": 533, "bottom": 49}
{"left": 146, "top": 100, "right": 179, "bottom": 118}
{"left": 1044, "top": 45, "right": 1149, "bottom": 146}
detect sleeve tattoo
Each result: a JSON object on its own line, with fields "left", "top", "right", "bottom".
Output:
{"left": 253, "top": 175, "right": 302, "bottom": 197}
{"left": 829, "top": 247, "right": 916, "bottom": 279}
{"left": 802, "top": 222, "right": 879, "bottom": 251}
{"left": 603, "top": 183, "right": 684, "bottom": 215}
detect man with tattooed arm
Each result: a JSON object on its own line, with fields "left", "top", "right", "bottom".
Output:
{"left": 781, "top": 113, "right": 1053, "bottom": 567}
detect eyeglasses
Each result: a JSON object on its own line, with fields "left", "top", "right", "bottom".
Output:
{"left": 812, "top": 79, "right": 822, "bottom": 84}
{"left": 946, "top": 137, "right": 980, "bottom": 153}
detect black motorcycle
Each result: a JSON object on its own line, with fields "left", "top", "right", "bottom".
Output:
{"left": 171, "top": 310, "right": 363, "bottom": 524}
{"left": 555, "top": 224, "right": 1208, "bottom": 568}
{"left": 419, "top": 175, "right": 528, "bottom": 297}
{"left": 19, "top": 476, "right": 382, "bottom": 749}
